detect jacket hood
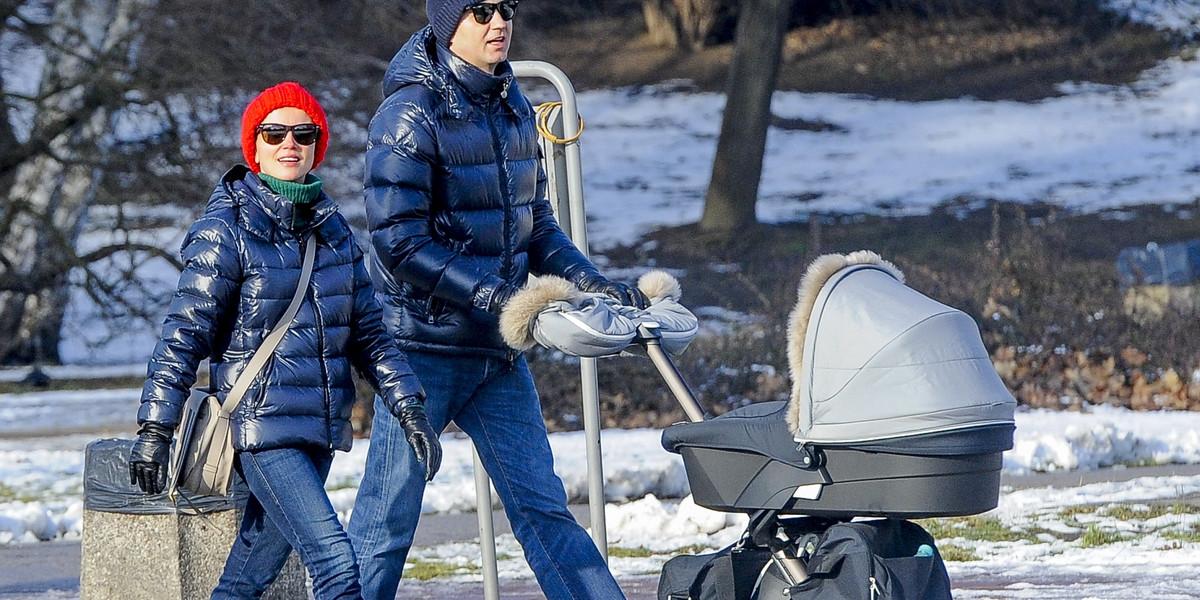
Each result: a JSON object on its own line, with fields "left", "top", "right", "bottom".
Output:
{"left": 381, "top": 27, "right": 524, "bottom": 118}
{"left": 210, "top": 166, "right": 342, "bottom": 243}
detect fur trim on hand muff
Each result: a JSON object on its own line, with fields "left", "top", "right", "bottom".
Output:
{"left": 637, "top": 270, "right": 683, "bottom": 302}
{"left": 499, "top": 276, "right": 583, "bottom": 351}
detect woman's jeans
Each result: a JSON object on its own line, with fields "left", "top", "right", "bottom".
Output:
{"left": 348, "top": 352, "right": 626, "bottom": 600}
{"left": 211, "top": 445, "right": 361, "bottom": 600}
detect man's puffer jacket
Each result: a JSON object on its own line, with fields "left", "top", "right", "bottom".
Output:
{"left": 364, "top": 27, "right": 603, "bottom": 358}
{"left": 138, "top": 166, "right": 425, "bottom": 452}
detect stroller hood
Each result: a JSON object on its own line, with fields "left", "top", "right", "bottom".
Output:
{"left": 786, "top": 251, "right": 1016, "bottom": 445}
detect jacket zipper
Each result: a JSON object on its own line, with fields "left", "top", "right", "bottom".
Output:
{"left": 488, "top": 96, "right": 514, "bottom": 282}
{"left": 303, "top": 234, "right": 333, "bottom": 449}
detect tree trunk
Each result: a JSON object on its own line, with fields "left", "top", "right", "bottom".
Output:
{"left": 676, "top": 0, "right": 723, "bottom": 51}
{"left": 0, "top": 0, "right": 149, "bottom": 365}
{"left": 642, "top": 0, "right": 727, "bottom": 50}
{"left": 699, "top": 0, "right": 791, "bottom": 234}
{"left": 642, "top": 0, "right": 681, "bottom": 48}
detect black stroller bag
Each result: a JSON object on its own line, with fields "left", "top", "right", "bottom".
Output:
{"left": 788, "top": 519, "right": 951, "bottom": 600}
{"left": 657, "top": 544, "right": 770, "bottom": 600}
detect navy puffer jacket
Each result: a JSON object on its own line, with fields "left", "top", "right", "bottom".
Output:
{"left": 138, "top": 166, "right": 425, "bottom": 452}
{"left": 364, "top": 28, "right": 602, "bottom": 358}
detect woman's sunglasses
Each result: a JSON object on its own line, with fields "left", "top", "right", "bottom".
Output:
{"left": 465, "top": 0, "right": 518, "bottom": 24}
{"left": 256, "top": 123, "right": 321, "bottom": 146}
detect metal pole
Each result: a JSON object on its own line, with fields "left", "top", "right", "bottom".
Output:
{"left": 472, "top": 445, "right": 500, "bottom": 600}
{"left": 511, "top": 60, "right": 610, "bottom": 559}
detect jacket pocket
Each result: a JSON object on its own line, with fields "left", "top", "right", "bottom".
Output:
{"left": 425, "top": 296, "right": 448, "bottom": 324}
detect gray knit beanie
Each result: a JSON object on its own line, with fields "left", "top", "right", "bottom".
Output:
{"left": 427, "top": 0, "right": 477, "bottom": 47}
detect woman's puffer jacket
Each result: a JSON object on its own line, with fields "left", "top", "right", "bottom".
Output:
{"left": 364, "top": 27, "right": 603, "bottom": 358}
{"left": 138, "top": 166, "right": 425, "bottom": 452}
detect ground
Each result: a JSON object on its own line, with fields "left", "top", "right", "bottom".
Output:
{"left": 519, "top": 2, "right": 1173, "bottom": 100}
{"left": 512, "top": 4, "right": 1200, "bottom": 430}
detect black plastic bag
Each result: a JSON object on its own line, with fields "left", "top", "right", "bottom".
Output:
{"left": 83, "top": 438, "right": 244, "bottom": 515}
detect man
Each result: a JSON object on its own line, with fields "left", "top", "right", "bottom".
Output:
{"left": 348, "top": 1, "right": 646, "bottom": 598}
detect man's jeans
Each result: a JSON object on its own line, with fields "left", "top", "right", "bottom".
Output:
{"left": 212, "top": 446, "right": 361, "bottom": 600}
{"left": 348, "top": 352, "right": 626, "bottom": 600}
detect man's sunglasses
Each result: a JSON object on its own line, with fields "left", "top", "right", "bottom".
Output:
{"left": 256, "top": 123, "right": 321, "bottom": 146}
{"left": 465, "top": 0, "right": 518, "bottom": 24}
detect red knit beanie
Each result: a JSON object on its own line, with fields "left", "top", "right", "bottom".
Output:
{"left": 240, "top": 82, "right": 329, "bottom": 173}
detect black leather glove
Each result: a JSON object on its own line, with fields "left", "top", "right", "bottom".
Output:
{"left": 486, "top": 282, "right": 519, "bottom": 316}
{"left": 395, "top": 401, "right": 442, "bottom": 481}
{"left": 577, "top": 274, "right": 650, "bottom": 309}
{"left": 129, "top": 422, "right": 173, "bottom": 494}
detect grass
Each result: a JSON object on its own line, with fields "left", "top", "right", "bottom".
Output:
{"left": 936, "top": 543, "right": 980, "bottom": 562}
{"left": 1162, "top": 523, "right": 1200, "bottom": 544}
{"left": 0, "top": 376, "right": 146, "bottom": 395}
{"left": 918, "top": 516, "right": 1037, "bottom": 544}
{"left": 1102, "top": 504, "right": 1200, "bottom": 521}
{"left": 608, "top": 546, "right": 654, "bottom": 558}
{"left": 403, "top": 559, "right": 481, "bottom": 581}
{"left": 1079, "top": 524, "right": 1126, "bottom": 548}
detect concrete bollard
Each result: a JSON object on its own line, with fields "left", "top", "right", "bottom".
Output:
{"left": 80, "top": 439, "right": 307, "bottom": 600}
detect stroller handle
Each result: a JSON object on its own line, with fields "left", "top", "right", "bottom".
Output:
{"left": 636, "top": 324, "right": 706, "bottom": 423}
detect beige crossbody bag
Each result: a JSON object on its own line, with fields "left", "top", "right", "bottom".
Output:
{"left": 167, "top": 237, "right": 315, "bottom": 498}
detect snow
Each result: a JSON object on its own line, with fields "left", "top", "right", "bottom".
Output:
{"left": 5, "top": 392, "right": 1200, "bottom": 597}
{"left": 6, "top": 0, "right": 1200, "bottom": 596}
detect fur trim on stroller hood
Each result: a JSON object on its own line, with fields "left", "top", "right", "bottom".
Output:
{"left": 786, "top": 251, "right": 904, "bottom": 433}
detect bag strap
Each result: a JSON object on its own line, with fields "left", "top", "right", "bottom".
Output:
{"left": 219, "top": 236, "right": 316, "bottom": 417}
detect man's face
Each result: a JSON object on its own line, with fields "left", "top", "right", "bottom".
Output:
{"left": 449, "top": 0, "right": 514, "bottom": 74}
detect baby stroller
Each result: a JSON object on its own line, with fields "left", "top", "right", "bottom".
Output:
{"left": 501, "top": 251, "right": 1016, "bottom": 600}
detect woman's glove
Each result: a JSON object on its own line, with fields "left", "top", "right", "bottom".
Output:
{"left": 576, "top": 274, "right": 650, "bottom": 309}
{"left": 395, "top": 401, "right": 443, "bottom": 481}
{"left": 129, "top": 422, "right": 173, "bottom": 494}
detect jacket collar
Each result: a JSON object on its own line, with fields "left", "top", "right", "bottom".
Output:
{"left": 435, "top": 43, "right": 514, "bottom": 103}
{"left": 381, "top": 27, "right": 527, "bottom": 119}
{"left": 214, "top": 166, "right": 341, "bottom": 242}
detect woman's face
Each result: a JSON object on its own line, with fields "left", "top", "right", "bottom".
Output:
{"left": 254, "top": 107, "right": 317, "bottom": 182}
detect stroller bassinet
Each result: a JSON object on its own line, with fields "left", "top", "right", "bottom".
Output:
{"left": 661, "top": 251, "right": 1016, "bottom": 519}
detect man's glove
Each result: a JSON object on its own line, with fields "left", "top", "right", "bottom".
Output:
{"left": 577, "top": 274, "right": 650, "bottom": 309}
{"left": 486, "top": 282, "right": 519, "bottom": 316}
{"left": 129, "top": 422, "right": 173, "bottom": 495}
{"left": 395, "top": 401, "right": 442, "bottom": 481}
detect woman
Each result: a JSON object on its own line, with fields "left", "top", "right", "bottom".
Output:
{"left": 127, "top": 81, "right": 442, "bottom": 600}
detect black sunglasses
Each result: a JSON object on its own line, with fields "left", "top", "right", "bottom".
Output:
{"left": 465, "top": 0, "right": 517, "bottom": 24}
{"left": 256, "top": 123, "right": 321, "bottom": 146}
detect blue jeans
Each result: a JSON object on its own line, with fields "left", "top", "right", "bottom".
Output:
{"left": 212, "top": 446, "right": 361, "bottom": 600}
{"left": 348, "top": 352, "right": 626, "bottom": 600}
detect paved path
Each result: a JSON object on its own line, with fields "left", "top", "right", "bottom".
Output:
{"left": 5, "top": 464, "right": 1200, "bottom": 599}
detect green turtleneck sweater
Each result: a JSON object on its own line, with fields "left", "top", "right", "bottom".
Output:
{"left": 260, "top": 173, "right": 323, "bottom": 229}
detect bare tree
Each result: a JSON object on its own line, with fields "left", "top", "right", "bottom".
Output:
{"left": 699, "top": 0, "right": 792, "bottom": 234}
{"left": 0, "top": 0, "right": 176, "bottom": 365}
{"left": 0, "top": 0, "right": 425, "bottom": 366}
